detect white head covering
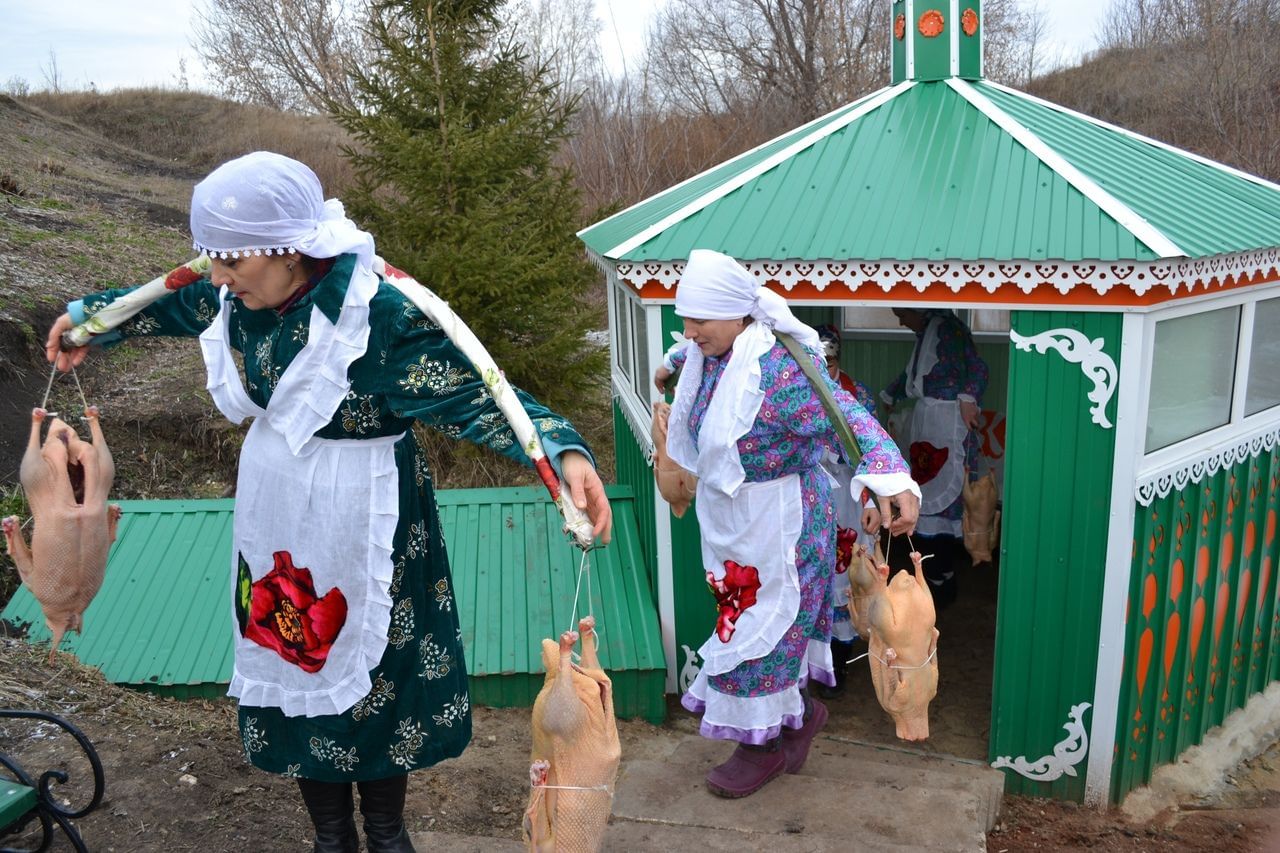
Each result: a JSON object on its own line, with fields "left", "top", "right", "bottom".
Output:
{"left": 189, "top": 151, "right": 375, "bottom": 266}
{"left": 666, "top": 250, "right": 825, "bottom": 495}
{"left": 674, "top": 249, "right": 821, "bottom": 351}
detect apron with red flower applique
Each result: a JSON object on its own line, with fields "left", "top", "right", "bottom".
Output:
{"left": 199, "top": 270, "right": 399, "bottom": 718}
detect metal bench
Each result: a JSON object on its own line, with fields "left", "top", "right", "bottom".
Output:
{"left": 0, "top": 710, "right": 104, "bottom": 853}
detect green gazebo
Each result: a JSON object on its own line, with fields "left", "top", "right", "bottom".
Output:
{"left": 580, "top": 0, "right": 1280, "bottom": 805}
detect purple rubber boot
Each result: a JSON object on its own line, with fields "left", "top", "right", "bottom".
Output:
{"left": 781, "top": 697, "right": 829, "bottom": 773}
{"left": 705, "top": 739, "right": 786, "bottom": 798}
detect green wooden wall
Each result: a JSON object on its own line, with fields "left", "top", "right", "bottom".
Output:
{"left": 1114, "top": 444, "right": 1280, "bottom": 801}
{"left": 989, "top": 310, "right": 1121, "bottom": 801}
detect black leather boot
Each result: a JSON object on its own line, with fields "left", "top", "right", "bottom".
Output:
{"left": 358, "top": 775, "right": 417, "bottom": 853}
{"left": 297, "top": 778, "right": 359, "bottom": 853}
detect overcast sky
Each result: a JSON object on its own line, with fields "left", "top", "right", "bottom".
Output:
{"left": 1, "top": 0, "right": 1115, "bottom": 93}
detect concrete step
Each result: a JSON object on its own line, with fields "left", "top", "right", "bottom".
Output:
{"left": 605, "top": 733, "right": 1003, "bottom": 852}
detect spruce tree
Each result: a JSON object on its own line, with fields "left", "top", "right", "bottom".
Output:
{"left": 330, "top": 0, "right": 604, "bottom": 418}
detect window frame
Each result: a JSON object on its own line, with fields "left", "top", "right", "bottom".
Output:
{"left": 1136, "top": 282, "right": 1280, "bottom": 476}
{"left": 839, "top": 305, "right": 1011, "bottom": 343}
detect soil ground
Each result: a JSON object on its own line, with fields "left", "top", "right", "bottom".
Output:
{"left": 4, "top": 559, "right": 1280, "bottom": 851}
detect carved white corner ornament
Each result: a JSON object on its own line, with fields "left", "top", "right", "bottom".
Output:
{"left": 1010, "top": 328, "right": 1118, "bottom": 429}
{"left": 679, "top": 644, "right": 702, "bottom": 693}
{"left": 992, "top": 702, "right": 1092, "bottom": 782}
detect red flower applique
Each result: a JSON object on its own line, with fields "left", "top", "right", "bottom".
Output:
{"left": 962, "top": 8, "right": 979, "bottom": 36}
{"left": 894, "top": 13, "right": 906, "bottom": 40}
{"left": 909, "top": 441, "right": 950, "bottom": 486}
{"left": 241, "top": 551, "right": 348, "bottom": 673}
{"left": 836, "top": 526, "right": 857, "bottom": 574}
{"left": 164, "top": 264, "right": 203, "bottom": 290}
{"left": 707, "top": 560, "right": 761, "bottom": 643}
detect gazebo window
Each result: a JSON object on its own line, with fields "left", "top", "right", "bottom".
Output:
{"left": 1246, "top": 296, "right": 1280, "bottom": 417}
{"left": 610, "top": 278, "right": 651, "bottom": 406}
{"left": 1146, "top": 306, "right": 1240, "bottom": 452}
{"left": 841, "top": 306, "right": 1010, "bottom": 336}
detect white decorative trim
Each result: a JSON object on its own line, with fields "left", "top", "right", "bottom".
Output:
{"left": 1087, "top": 313, "right": 1146, "bottom": 806}
{"left": 612, "top": 374, "right": 656, "bottom": 462}
{"left": 947, "top": 78, "right": 1185, "bottom": 259}
{"left": 612, "top": 248, "right": 1280, "bottom": 301}
{"left": 1010, "top": 327, "right": 1118, "bottom": 429}
{"left": 1136, "top": 423, "right": 1280, "bottom": 506}
{"left": 603, "top": 81, "right": 914, "bottom": 258}
{"left": 993, "top": 702, "right": 1092, "bottom": 782}
{"left": 679, "top": 643, "right": 703, "bottom": 694}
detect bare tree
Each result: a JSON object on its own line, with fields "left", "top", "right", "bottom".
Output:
{"left": 191, "top": 0, "right": 369, "bottom": 112}
{"left": 501, "top": 0, "right": 603, "bottom": 105}
{"left": 40, "top": 49, "right": 63, "bottom": 94}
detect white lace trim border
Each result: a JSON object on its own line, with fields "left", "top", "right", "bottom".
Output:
{"left": 1135, "top": 423, "right": 1280, "bottom": 506}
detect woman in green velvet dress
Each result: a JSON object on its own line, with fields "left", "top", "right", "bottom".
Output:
{"left": 45, "top": 152, "right": 612, "bottom": 853}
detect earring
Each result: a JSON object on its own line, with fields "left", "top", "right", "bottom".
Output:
{"left": 287, "top": 262, "right": 295, "bottom": 271}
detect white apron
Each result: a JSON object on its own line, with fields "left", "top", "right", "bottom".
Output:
{"left": 198, "top": 275, "right": 399, "bottom": 718}
{"left": 904, "top": 397, "right": 967, "bottom": 536}
{"left": 693, "top": 475, "right": 803, "bottom": 677}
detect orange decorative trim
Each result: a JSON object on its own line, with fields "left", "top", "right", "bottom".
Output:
{"left": 894, "top": 13, "right": 906, "bottom": 40}
{"left": 614, "top": 250, "right": 1280, "bottom": 308}
{"left": 919, "top": 9, "right": 945, "bottom": 38}
{"left": 962, "top": 8, "right": 979, "bottom": 36}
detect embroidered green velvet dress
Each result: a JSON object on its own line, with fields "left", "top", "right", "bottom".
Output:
{"left": 75, "top": 253, "right": 589, "bottom": 781}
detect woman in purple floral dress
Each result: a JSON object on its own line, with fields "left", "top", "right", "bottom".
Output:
{"left": 653, "top": 250, "right": 919, "bottom": 798}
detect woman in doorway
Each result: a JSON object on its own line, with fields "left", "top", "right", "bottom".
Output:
{"left": 882, "top": 307, "right": 988, "bottom": 608}
{"left": 653, "top": 250, "right": 919, "bottom": 798}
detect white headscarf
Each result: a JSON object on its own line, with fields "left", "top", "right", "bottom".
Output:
{"left": 674, "top": 249, "right": 821, "bottom": 351}
{"left": 189, "top": 151, "right": 375, "bottom": 267}
{"left": 666, "top": 250, "right": 822, "bottom": 496}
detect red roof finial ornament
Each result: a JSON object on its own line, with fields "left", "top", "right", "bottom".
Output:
{"left": 918, "top": 9, "right": 945, "bottom": 38}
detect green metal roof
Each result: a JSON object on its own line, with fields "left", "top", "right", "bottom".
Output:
{"left": 579, "top": 79, "right": 1280, "bottom": 264}
{"left": 1, "top": 487, "right": 665, "bottom": 723}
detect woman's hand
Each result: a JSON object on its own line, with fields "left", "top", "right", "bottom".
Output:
{"left": 876, "top": 489, "right": 920, "bottom": 537}
{"left": 654, "top": 365, "right": 673, "bottom": 395}
{"left": 561, "top": 450, "right": 613, "bottom": 544}
{"left": 861, "top": 505, "right": 881, "bottom": 536}
{"left": 45, "top": 313, "right": 89, "bottom": 372}
{"left": 960, "top": 399, "right": 980, "bottom": 430}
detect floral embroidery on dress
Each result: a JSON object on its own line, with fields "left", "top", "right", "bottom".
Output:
{"left": 405, "top": 522, "right": 428, "bottom": 560}
{"left": 194, "top": 299, "right": 217, "bottom": 325}
{"left": 341, "top": 393, "right": 382, "bottom": 434}
{"left": 476, "top": 411, "right": 515, "bottom": 450}
{"left": 283, "top": 764, "right": 302, "bottom": 778}
{"left": 390, "top": 556, "right": 405, "bottom": 596}
{"left": 123, "top": 314, "right": 161, "bottom": 336}
{"left": 419, "top": 633, "right": 452, "bottom": 680}
{"left": 401, "top": 303, "right": 440, "bottom": 331}
{"left": 352, "top": 676, "right": 397, "bottom": 721}
{"left": 310, "top": 737, "right": 360, "bottom": 772}
{"left": 413, "top": 455, "right": 430, "bottom": 488}
{"left": 387, "top": 598, "right": 415, "bottom": 649}
{"left": 242, "top": 717, "right": 268, "bottom": 756}
{"left": 389, "top": 718, "right": 427, "bottom": 769}
{"left": 434, "top": 578, "right": 452, "bottom": 612}
{"left": 432, "top": 692, "right": 469, "bottom": 728}
{"left": 254, "top": 338, "right": 282, "bottom": 391}
{"left": 290, "top": 321, "right": 308, "bottom": 345}
{"left": 399, "top": 356, "right": 468, "bottom": 395}
{"left": 534, "top": 417, "right": 573, "bottom": 433}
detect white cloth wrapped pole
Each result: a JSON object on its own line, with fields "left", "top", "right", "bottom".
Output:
{"left": 62, "top": 256, "right": 212, "bottom": 347}
{"left": 373, "top": 258, "right": 594, "bottom": 549}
